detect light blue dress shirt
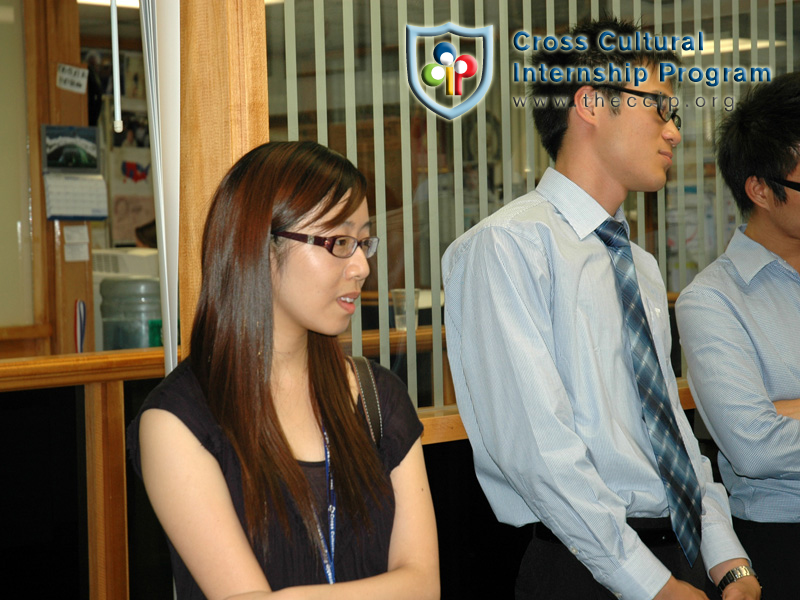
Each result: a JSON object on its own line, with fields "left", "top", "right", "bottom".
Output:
{"left": 676, "top": 225, "right": 800, "bottom": 523}
{"left": 443, "top": 168, "right": 745, "bottom": 600}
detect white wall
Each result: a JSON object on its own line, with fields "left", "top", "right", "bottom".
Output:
{"left": 0, "top": 0, "right": 34, "bottom": 327}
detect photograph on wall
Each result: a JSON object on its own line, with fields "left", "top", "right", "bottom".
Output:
{"left": 123, "top": 52, "right": 146, "bottom": 100}
{"left": 82, "top": 48, "right": 118, "bottom": 96}
{"left": 42, "top": 125, "right": 99, "bottom": 172}
{"left": 111, "top": 147, "right": 152, "bottom": 186}
{"left": 113, "top": 110, "right": 150, "bottom": 148}
{"left": 111, "top": 195, "right": 155, "bottom": 246}
{"left": 109, "top": 146, "right": 154, "bottom": 246}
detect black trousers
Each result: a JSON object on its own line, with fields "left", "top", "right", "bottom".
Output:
{"left": 515, "top": 519, "right": 716, "bottom": 599}
{"left": 733, "top": 516, "right": 800, "bottom": 600}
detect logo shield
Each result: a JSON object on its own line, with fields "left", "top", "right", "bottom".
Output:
{"left": 406, "top": 23, "right": 494, "bottom": 120}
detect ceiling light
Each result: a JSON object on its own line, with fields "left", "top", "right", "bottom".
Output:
{"left": 77, "top": 0, "right": 140, "bottom": 8}
{"left": 77, "top": 0, "right": 285, "bottom": 6}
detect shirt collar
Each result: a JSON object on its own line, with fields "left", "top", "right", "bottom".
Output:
{"left": 535, "top": 167, "right": 629, "bottom": 240}
{"left": 725, "top": 225, "right": 783, "bottom": 284}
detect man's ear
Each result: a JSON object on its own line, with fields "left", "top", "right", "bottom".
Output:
{"left": 744, "top": 175, "right": 773, "bottom": 211}
{"left": 572, "top": 85, "right": 600, "bottom": 126}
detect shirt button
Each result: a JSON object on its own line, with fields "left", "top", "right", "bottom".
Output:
{"left": 569, "top": 546, "right": 578, "bottom": 554}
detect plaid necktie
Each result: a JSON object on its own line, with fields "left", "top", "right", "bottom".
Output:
{"left": 595, "top": 218, "right": 702, "bottom": 566}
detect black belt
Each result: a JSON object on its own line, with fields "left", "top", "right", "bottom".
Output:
{"left": 534, "top": 517, "right": 677, "bottom": 548}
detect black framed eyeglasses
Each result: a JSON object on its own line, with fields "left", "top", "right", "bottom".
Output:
{"left": 273, "top": 231, "right": 380, "bottom": 259}
{"left": 596, "top": 84, "right": 682, "bottom": 131}
{"left": 767, "top": 177, "right": 800, "bottom": 193}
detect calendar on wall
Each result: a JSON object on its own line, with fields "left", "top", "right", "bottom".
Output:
{"left": 41, "top": 125, "right": 109, "bottom": 220}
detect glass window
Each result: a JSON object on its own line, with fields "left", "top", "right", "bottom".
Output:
{"left": 0, "top": 0, "right": 34, "bottom": 327}
{"left": 266, "top": 0, "right": 799, "bottom": 404}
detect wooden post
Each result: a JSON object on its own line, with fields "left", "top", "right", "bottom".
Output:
{"left": 179, "top": 0, "right": 270, "bottom": 352}
{"left": 44, "top": 0, "right": 95, "bottom": 355}
{"left": 23, "top": 0, "right": 95, "bottom": 356}
{"left": 85, "top": 380, "right": 128, "bottom": 600}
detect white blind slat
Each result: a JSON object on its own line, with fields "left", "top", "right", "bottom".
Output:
{"left": 397, "top": 0, "right": 418, "bottom": 406}
{"left": 342, "top": 0, "right": 362, "bottom": 357}
{"left": 284, "top": 0, "right": 299, "bottom": 140}
{"left": 369, "top": 0, "right": 390, "bottom": 368}
{"left": 313, "top": 0, "right": 328, "bottom": 145}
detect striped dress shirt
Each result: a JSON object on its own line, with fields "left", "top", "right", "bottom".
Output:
{"left": 442, "top": 168, "right": 745, "bottom": 599}
{"left": 676, "top": 225, "right": 800, "bottom": 523}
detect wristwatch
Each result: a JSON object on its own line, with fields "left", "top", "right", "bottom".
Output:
{"left": 717, "top": 565, "right": 760, "bottom": 596}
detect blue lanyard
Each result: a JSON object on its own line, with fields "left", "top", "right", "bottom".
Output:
{"left": 316, "top": 428, "right": 336, "bottom": 584}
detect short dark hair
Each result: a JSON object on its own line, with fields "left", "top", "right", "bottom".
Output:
{"left": 716, "top": 72, "right": 800, "bottom": 218}
{"left": 528, "top": 17, "right": 681, "bottom": 160}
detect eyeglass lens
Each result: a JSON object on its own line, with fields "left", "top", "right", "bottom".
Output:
{"left": 599, "top": 85, "right": 680, "bottom": 129}
{"left": 654, "top": 96, "right": 681, "bottom": 130}
{"left": 331, "top": 236, "right": 379, "bottom": 259}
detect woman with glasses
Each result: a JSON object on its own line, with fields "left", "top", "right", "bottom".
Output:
{"left": 128, "top": 141, "right": 439, "bottom": 599}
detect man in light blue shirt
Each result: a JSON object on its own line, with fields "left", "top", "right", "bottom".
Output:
{"left": 676, "top": 72, "right": 800, "bottom": 598}
{"left": 443, "top": 18, "right": 759, "bottom": 600}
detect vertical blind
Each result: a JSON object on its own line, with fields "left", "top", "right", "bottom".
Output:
{"left": 265, "top": 0, "right": 798, "bottom": 407}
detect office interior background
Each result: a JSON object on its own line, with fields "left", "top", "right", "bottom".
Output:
{"left": 0, "top": 0, "right": 796, "bottom": 598}
{"left": 3, "top": 0, "right": 797, "bottom": 401}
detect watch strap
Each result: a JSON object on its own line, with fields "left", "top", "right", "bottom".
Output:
{"left": 717, "top": 565, "right": 759, "bottom": 596}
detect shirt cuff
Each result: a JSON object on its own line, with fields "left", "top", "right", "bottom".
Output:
{"left": 597, "top": 536, "right": 672, "bottom": 599}
{"left": 700, "top": 519, "right": 750, "bottom": 577}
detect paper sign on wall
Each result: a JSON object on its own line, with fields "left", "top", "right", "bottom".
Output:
{"left": 56, "top": 63, "right": 89, "bottom": 94}
{"left": 63, "top": 224, "right": 90, "bottom": 263}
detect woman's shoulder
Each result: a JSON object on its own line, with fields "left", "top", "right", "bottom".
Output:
{"left": 368, "top": 360, "right": 409, "bottom": 400}
{"left": 128, "top": 359, "right": 223, "bottom": 470}
{"left": 362, "top": 359, "right": 418, "bottom": 420}
{"left": 143, "top": 360, "right": 211, "bottom": 422}
{"left": 362, "top": 360, "right": 423, "bottom": 470}
{"left": 148, "top": 359, "right": 203, "bottom": 400}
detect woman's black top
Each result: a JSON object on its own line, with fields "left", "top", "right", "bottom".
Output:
{"left": 127, "top": 359, "right": 423, "bottom": 599}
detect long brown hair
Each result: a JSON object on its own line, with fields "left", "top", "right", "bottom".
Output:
{"left": 190, "top": 141, "right": 389, "bottom": 555}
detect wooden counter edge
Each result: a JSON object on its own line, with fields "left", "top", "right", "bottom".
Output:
{"left": 419, "top": 406, "right": 467, "bottom": 445}
{"left": 0, "top": 351, "right": 696, "bottom": 434}
{"left": 0, "top": 348, "right": 167, "bottom": 392}
{"left": 676, "top": 376, "right": 695, "bottom": 410}
{"left": 418, "top": 379, "right": 697, "bottom": 445}
{"left": 0, "top": 323, "right": 52, "bottom": 342}
{"left": 0, "top": 326, "right": 444, "bottom": 392}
